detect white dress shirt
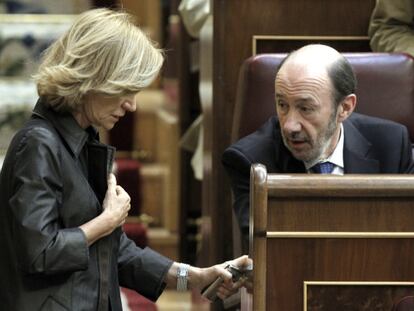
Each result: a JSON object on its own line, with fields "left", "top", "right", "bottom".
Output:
{"left": 304, "top": 123, "right": 344, "bottom": 175}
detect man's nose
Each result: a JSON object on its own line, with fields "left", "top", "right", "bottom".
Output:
{"left": 282, "top": 111, "right": 302, "bottom": 133}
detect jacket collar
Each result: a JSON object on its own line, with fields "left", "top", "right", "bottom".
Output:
{"left": 31, "top": 98, "right": 97, "bottom": 158}
{"left": 343, "top": 118, "right": 379, "bottom": 173}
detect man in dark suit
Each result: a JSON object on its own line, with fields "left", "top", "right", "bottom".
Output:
{"left": 222, "top": 44, "right": 414, "bottom": 247}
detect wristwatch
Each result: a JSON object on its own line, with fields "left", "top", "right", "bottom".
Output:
{"left": 177, "top": 263, "right": 190, "bottom": 291}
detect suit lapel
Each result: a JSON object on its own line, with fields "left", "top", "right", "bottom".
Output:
{"left": 343, "top": 120, "right": 379, "bottom": 173}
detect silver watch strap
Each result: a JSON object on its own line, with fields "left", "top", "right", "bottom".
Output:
{"left": 177, "top": 263, "right": 190, "bottom": 291}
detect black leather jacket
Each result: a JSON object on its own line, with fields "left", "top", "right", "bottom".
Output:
{"left": 0, "top": 99, "right": 172, "bottom": 311}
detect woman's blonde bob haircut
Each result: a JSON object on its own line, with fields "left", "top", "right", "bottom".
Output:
{"left": 34, "top": 8, "right": 163, "bottom": 112}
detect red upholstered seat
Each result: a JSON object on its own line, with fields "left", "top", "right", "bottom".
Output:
{"left": 116, "top": 158, "right": 154, "bottom": 310}
{"left": 121, "top": 287, "right": 157, "bottom": 311}
{"left": 115, "top": 157, "right": 147, "bottom": 247}
{"left": 122, "top": 222, "right": 147, "bottom": 248}
{"left": 114, "top": 158, "right": 142, "bottom": 216}
{"left": 115, "top": 157, "right": 150, "bottom": 311}
{"left": 233, "top": 52, "right": 414, "bottom": 143}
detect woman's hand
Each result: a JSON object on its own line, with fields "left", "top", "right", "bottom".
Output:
{"left": 165, "top": 255, "right": 253, "bottom": 301}
{"left": 79, "top": 173, "right": 131, "bottom": 245}
{"left": 102, "top": 173, "right": 131, "bottom": 230}
{"left": 194, "top": 255, "right": 253, "bottom": 300}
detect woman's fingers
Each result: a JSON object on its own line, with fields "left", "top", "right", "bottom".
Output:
{"left": 232, "top": 255, "right": 252, "bottom": 270}
{"left": 107, "top": 173, "right": 117, "bottom": 196}
{"left": 115, "top": 185, "right": 131, "bottom": 203}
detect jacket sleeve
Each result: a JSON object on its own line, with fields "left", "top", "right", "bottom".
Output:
{"left": 368, "top": 0, "right": 414, "bottom": 56}
{"left": 117, "top": 233, "right": 173, "bottom": 301}
{"left": 222, "top": 146, "right": 253, "bottom": 232}
{"left": 9, "top": 127, "right": 89, "bottom": 275}
{"left": 399, "top": 125, "right": 414, "bottom": 173}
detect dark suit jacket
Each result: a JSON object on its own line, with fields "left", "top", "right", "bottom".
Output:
{"left": 222, "top": 113, "right": 414, "bottom": 232}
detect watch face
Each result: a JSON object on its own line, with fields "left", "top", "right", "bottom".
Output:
{"left": 179, "top": 266, "right": 188, "bottom": 276}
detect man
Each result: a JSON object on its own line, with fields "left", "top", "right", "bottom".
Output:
{"left": 222, "top": 44, "right": 414, "bottom": 246}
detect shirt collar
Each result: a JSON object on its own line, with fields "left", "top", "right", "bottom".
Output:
{"left": 304, "top": 123, "right": 344, "bottom": 170}
{"left": 32, "top": 98, "right": 97, "bottom": 157}
{"left": 326, "top": 123, "right": 344, "bottom": 169}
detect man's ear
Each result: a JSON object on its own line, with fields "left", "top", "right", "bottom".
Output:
{"left": 337, "top": 94, "right": 356, "bottom": 122}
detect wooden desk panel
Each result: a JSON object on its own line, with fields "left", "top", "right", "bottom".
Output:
{"left": 268, "top": 198, "right": 414, "bottom": 232}
{"left": 249, "top": 165, "right": 414, "bottom": 311}
{"left": 267, "top": 239, "right": 414, "bottom": 310}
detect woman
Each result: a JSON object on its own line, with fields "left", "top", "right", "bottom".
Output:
{"left": 0, "top": 8, "right": 250, "bottom": 311}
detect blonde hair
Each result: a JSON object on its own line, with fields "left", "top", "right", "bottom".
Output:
{"left": 34, "top": 8, "right": 163, "bottom": 112}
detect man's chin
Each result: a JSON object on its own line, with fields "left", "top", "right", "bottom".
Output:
{"left": 287, "top": 144, "right": 307, "bottom": 158}
{"left": 283, "top": 140, "right": 318, "bottom": 162}
{"left": 292, "top": 154, "right": 310, "bottom": 162}
{"left": 289, "top": 148, "right": 317, "bottom": 163}
{"left": 289, "top": 149, "right": 306, "bottom": 161}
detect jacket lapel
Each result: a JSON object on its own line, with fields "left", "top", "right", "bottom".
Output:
{"left": 343, "top": 120, "right": 379, "bottom": 173}
{"left": 88, "top": 142, "right": 116, "bottom": 205}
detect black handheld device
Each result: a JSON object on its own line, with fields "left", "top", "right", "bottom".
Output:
{"left": 201, "top": 264, "right": 252, "bottom": 301}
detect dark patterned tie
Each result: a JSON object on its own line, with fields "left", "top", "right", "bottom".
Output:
{"left": 311, "top": 162, "right": 335, "bottom": 174}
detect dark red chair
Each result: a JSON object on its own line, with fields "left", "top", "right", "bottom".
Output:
{"left": 233, "top": 52, "right": 414, "bottom": 143}
{"left": 120, "top": 287, "right": 158, "bottom": 311}
{"left": 115, "top": 159, "right": 156, "bottom": 310}
{"left": 115, "top": 157, "right": 142, "bottom": 217}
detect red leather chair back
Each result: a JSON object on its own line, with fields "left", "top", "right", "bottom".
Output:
{"left": 232, "top": 53, "right": 414, "bottom": 142}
